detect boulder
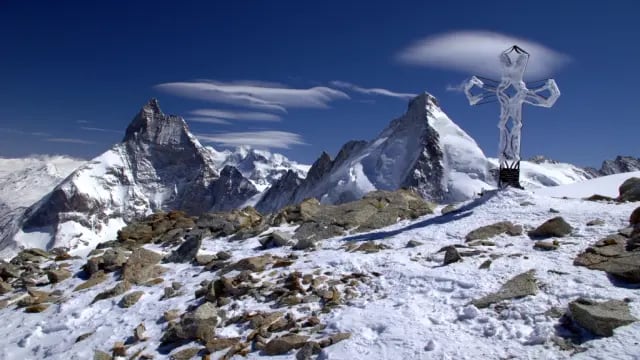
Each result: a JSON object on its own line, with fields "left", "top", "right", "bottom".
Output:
{"left": 169, "top": 347, "right": 200, "bottom": 360}
{"left": 472, "top": 270, "right": 538, "bottom": 308}
{"left": 122, "top": 248, "right": 164, "bottom": 285}
{"left": 164, "top": 234, "right": 202, "bottom": 263}
{"left": 263, "top": 334, "right": 309, "bottom": 355}
{"left": 630, "top": 206, "right": 640, "bottom": 226}
{"left": 259, "top": 231, "right": 294, "bottom": 249}
{"left": 46, "top": 269, "right": 72, "bottom": 283}
{"left": 74, "top": 271, "right": 107, "bottom": 292}
{"left": 465, "top": 221, "right": 522, "bottom": 242}
{"left": 528, "top": 217, "right": 572, "bottom": 239}
{"left": 574, "top": 235, "right": 640, "bottom": 282}
{"left": 118, "top": 223, "right": 153, "bottom": 244}
{"left": 618, "top": 177, "right": 640, "bottom": 202}
{"left": 162, "top": 302, "right": 221, "bottom": 343}
{"left": 228, "top": 255, "right": 273, "bottom": 273}
{"left": 569, "top": 298, "right": 637, "bottom": 336}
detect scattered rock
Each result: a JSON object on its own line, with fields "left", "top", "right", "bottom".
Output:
{"left": 25, "top": 303, "right": 49, "bottom": 313}
{"left": 630, "top": 206, "right": 640, "bottom": 226}
{"left": 479, "top": 260, "right": 492, "bottom": 269}
{"left": 263, "top": 334, "right": 309, "bottom": 355}
{"left": 293, "top": 238, "right": 317, "bottom": 251}
{"left": 228, "top": 255, "right": 272, "bottom": 273}
{"left": 528, "top": 217, "right": 572, "bottom": 239}
{"left": 162, "top": 302, "right": 221, "bottom": 343}
{"left": 112, "top": 341, "right": 127, "bottom": 357}
{"left": 534, "top": 240, "right": 559, "bottom": 251}
{"left": 440, "top": 204, "right": 457, "bottom": 215}
{"left": 584, "top": 194, "right": 615, "bottom": 202}
{"left": 164, "top": 309, "right": 181, "bottom": 322}
{"left": 406, "top": 240, "right": 423, "bottom": 248}
{"left": 318, "top": 332, "right": 351, "bottom": 347}
{"left": 0, "top": 280, "right": 13, "bottom": 294}
{"left": 206, "top": 337, "right": 240, "bottom": 352}
{"left": 195, "top": 254, "right": 217, "bottom": 266}
{"left": 46, "top": 269, "right": 72, "bottom": 284}
{"left": 352, "top": 241, "right": 388, "bottom": 253}
{"left": 74, "top": 271, "right": 108, "bottom": 292}
{"left": 92, "top": 281, "right": 131, "bottom": 304}
{"left": 169, "top": 347, "right": 200, "bottom": 360}
{"left": 94, "top": 350, "right": 111, "bottom": 360}
{"left": 586, "top": 219, "right": 605, "bottom": 226}
{"left": 472, "top": 270, "right": 538, "bottom": 308}
{"left": 569, "top": 298, "right": 637, "bottom": 336}
{"left": 260, "top": 231, "right": 294, "bottom": 249}
{"left": 549, "top": 208, "right": 560, "bottom": 213}
{"left": 296, "top": 341, "right": 321, "bottom": 360}
{"left": 465, "top": 221, "right": 522, "bottom": 242}
{"left": 134, "top": 323, "right": 147, "bottom": 341}
{"left": 120, "top": 291, "right": 144, "bottom": 308}
{"left": 75, "top": 332, "right": 93, "bottom": 343}
{"left": 443, "top": 246, "right": 462, "bottom": 265}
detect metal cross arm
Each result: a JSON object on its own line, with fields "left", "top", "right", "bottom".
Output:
{"left": 523, "top": 79, "right": 560, "bottom": 107}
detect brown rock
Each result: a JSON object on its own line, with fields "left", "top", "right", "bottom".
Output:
{"left": 319, "top": 332, "right": 351, "bottom": 347}
{"left": 120, "top": 291, "right": 144, "bottom": 308}
{"left": 122, "top": 248, "right": 165, "bottom": 285}
{"left": 169, "top": 347, "right": 200, "bottom": 360}
{"left": 528, "top": 217, "right": 572, "bottom": 239}
{"left": 25, "top": 303, "right": 49, "bottom": 313}
{"left": 46, "top": 269, "right": 72, "bottom": 283}
{"left": 228, "top": 255, "right": 272, "bottom": 272}
{"left": 263, "top": 334, "right": 309, "bottom": 355}
{"left": 92, "top": 281, "right": 131, "bottom": 304}
{"left": 205, "top": 337, "right": 240, "bottom": 352}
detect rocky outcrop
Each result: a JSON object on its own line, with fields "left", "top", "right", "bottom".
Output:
{"left": 574, "top": 234, "right": 640, "bottom": 282}
{"left": 599, "top": 156, "right": 640, "bottom": 176}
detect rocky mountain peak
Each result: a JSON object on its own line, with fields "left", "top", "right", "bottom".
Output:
{"left": 123, "top": 98, "right": 191, "bottom": 146}
{"left": 408, "top": 92, "right": 439, "bottom": 112}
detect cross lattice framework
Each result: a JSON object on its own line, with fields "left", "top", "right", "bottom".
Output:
{"left": 463, "top": 45, "right": 560, "bottom": 188}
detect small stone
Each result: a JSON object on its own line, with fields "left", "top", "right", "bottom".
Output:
{"left": 406, "top": 240, "right": 423, "bottom": 248}
{"left": 479, "top": 259, "right": 492, "bottom": 269}
{"left": 25, "top": 303, "right": 49, "bottom": 313}
{"left": 134, "top": 323, "right": 147, "bottom": 341}
{"left": 440, "top": 204, "right": 457, "bottom": 215}
{"left": 46, "top": 269, "right": 72, "bottom": 283}
{"left": 549, "top": 208, "right": 560, "bottom": 213}
{"left": 196, "top": 254, "right": 217, "bottom": 266}
{"left": 0, "top": 280, "right": 13, "bottom": 295}
{"left": 443, "top": 246, "right": 462, "bottom": 265}
{"left": 318, "top": 332, "right": 351, "bottom": 347}
{"left": 75, "top": 332, "right": 93, "bottom": 343}
{"left": 293, "top": 238, "right": 316, "bottom": 251}
{"left": 112, "top": 341, "right": 126, "bottom": 356}
{"left": 205, "top": 337, "right": 240, "bottom": 352}
{"left": 164, "top": 309, "right": 181, "bottom": 322}
{"left": 169, "top": 347, "right": 200, "bottom": 360}
{"left": 586, "top": 219, "right": 605, "bottom": 226}
{"left": 92, "top": 281, "right": 131, "bottom": 304}
{"left": 296, "top": 341, "right": 321, "bottom": 360}
{"left": 216, "top": 251, "right": 232, "bottom": 261}
{"left": 94, "top": 350, "right": 111, "bottom": 360}
{"left": 263, "top": 334, "right": 309, "bottom": 355}
{"left": 120, "top": 291, "right": 144, "bottom": 308}
{"left": 74, "top": 271, "right": 107, "bottom": 292}
{"left": 534, "top": 240, "right": 559, "bottom": 251}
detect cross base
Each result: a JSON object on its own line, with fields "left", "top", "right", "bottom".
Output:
{"left": 498, "top": 162, "right": 523, "bottom": 189}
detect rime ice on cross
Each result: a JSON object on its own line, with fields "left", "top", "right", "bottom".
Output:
{"left": 464, "top": 45, "right": 560, "bottom": 188}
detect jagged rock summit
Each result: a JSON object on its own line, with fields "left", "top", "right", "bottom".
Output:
{"left": 12, "top": 99, "right": 258, "bottom": 251}
{"left": 256, "top": 93, "right": 490, "bottom": 213}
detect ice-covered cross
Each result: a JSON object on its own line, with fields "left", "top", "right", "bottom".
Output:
{"left": 464, "top": 45, "right": 560, "bottom": 188}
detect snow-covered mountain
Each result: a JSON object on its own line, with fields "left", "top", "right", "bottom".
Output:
{"left": 7, "top": 99, "right": 260, "bottom": 253}
{"left": 208, "top": 145, "right": 310, "bottom": 192}
{"left": 0, "top": 155, "right": 85, "bottom": 257}
{"left": 255, "top": 93, "right": 490, "bottom": 213}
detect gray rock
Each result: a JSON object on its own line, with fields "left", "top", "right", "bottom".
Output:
{"left": 443, "top": 246, "right": 462, "bottom": 265}
{"left": 164, "top": 234, "right": 202, "bottom": 263}
{"left": 94, "top": 350, "right": 111, "bottom": 360}
{"left": 92, "top": 281, "right": 131, "bottom": 304}
{"left": 119, "top": 291, "right": 144, "bottom": 308}
{"left": 406, "top": 240, "right": 424, "bottom": 248}
{"left": 569, "top": 298, "right": 637, "bottom": 336}
{"left": 293, "top": 238, "right": 317, "bottom": 251}
{"left": 528, "top": 217, "right": 572, "bottom": 239}
{"left": 440, "top": 204, "right": 457, "bottom": 215}
{"left": 586, "top": 219, "right": 605, "bottom": 226}
{"left": 630, "top": 206, "right": 640, "bottom": 226}
{"left": 264, "top": 334, "right": 309, "bottom": 355}
{"left": 46, "top": 269, "right": 72, "bottom": 283}
{"left": 465, "top": 221, "right": 522, "bottom": 242}
{"left": 618, "top": 177, "right": 640, "bottom": 202}
{"left": 472, "top": 270, "right": 538, "bottom": 308}
{"left": 169, "top": 347, "right": 200, "bottom": 360}
{"left": 122, "top": 248, "right": 164, "bottom": 285}
{"left": 296, "top": 341, "right": 321, "bottom": 360}
{"left": 228, "top": 255, "right": 273, "bottom": 272}
{"left": 259, "top": 230, "right": 293, "bottom": 249}
{"left": 163, "top": 302, "right": 221, "bottom": 343}
{"left": 574, "top": 235, "right": 640, "bottom": 282}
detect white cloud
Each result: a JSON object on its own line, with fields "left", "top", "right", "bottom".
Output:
{"left": 46, "top": 138, "right": 97, "bottom": 145}
{"left": 196, "top": 131, "right": 306, "bottom": 149}
{"left": 190, "top": 109, "right": 282, "bottom": 122}
{"left": 155, "top": 80, "right": 349, "bottom": 112}
{"left": 397, "top": 30, "right": 570, "bottom": 79}
{"left": 75, "top": 120, "right": 91, "bottom": 124}
{"left": 187, "top": 117, "right": 231, "bottom": 125}
{"left": 80, "top": 126, "right": 121, "bottom": 134}
{"left": 330, "top": 81, "right": 416, "bottom": 100}
{"left": 445, "top": 80, "right": 468, "bottom": 93}
{"left": 0, "top": 128, "right": 50, "bottom": 137}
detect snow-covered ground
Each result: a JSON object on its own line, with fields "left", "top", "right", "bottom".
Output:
{"left": 535, "top": 171, "right": 640, "bottom": 199}
{"left": 1, "top": 173, "right": 639, "bottom": 359}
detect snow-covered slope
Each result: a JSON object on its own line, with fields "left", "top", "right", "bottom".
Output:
{"left": 535, "top": 171, "right": 640, "bottom": 198}
{"left": 1, "top": 174, "right": 639, "bottom": 359}
{"left": 0, "top": 156, "right": 85, "bottom": 257}
{"left": 208, "top": 145, "right": 309, "bottom": 192}
{"left": 5, "top": 99, "right": 259, "bottom": 254}
{"left": 488, "top": 157, "right": 595, "bottom": 189}
{"left": 256, "top": 93, "right": 492, "bottom": 213}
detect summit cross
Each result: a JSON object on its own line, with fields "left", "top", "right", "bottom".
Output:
{"left": 463, "top": 45, "right": 560, "bottom": 188}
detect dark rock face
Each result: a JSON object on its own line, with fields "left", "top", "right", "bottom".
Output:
{"left": 600, "top": 156, "right": 640, "bottom": 176}
{"left": 568, "top": 298, "right": 637, "bottom": 336}
{"left": 17, "top": 99, "right": 257, "bottom": 250}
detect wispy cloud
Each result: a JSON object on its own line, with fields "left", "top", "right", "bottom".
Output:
{"left": 80, "top": 126, "right": 121, "bottom": 134}
{"left": 397, "top": 30, "right": 570, "bottom": 78}
{"left": 197, "top": 131, "right": 306, "bottom": 149}
{"left": 330, "top": 81, "right": 416, "bottom": 100}
{"left": 76, "top": 120, "right": 91, "bottom": 124}
{"left": 155, "top": 80, "right": 349, "bottom": 112}
{"left": 187, "top": 117, "right": 231, "bottom": 125}
{"left": 445, "top": 80, "right": 468, "bottom": 93}
{"left": 46, "top": 138, "right": 97, "bottom": 145}
{"left": 190, "top": 109, "right": 282, "bottom": 122}
{"left": 0, "top": 127, "right": 50, "bottom": 137}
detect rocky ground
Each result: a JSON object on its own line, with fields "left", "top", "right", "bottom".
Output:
{"left": 1, "top": 183, "right": 640, "bottom": 359}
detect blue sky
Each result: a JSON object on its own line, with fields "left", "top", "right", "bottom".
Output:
{"left": 1, "top": 0, "right": 638, "bottom": 168}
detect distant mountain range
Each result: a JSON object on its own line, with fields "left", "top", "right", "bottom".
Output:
{"left": 0, "top": 96, "right": 637, "bottom": 256}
